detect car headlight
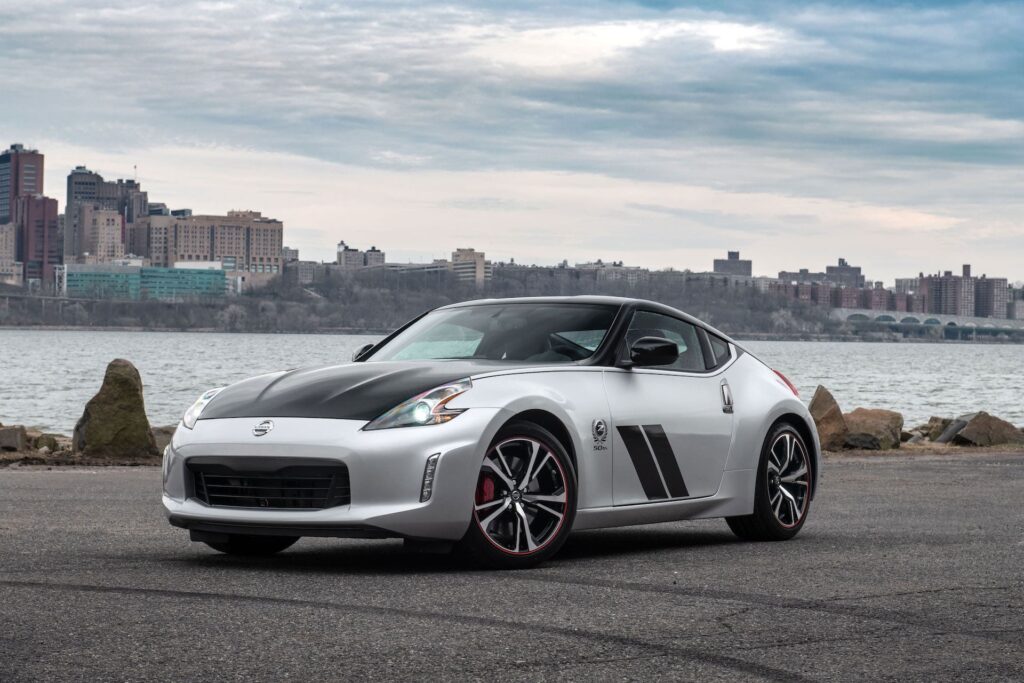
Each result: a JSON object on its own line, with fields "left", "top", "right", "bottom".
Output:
{"left": 181, "top": 388, "right": 224, "bottom": 430}
{"left": 364, "top": 378, "right": 471, "bottom": 430}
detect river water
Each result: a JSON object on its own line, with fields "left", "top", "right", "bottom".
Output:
{"left": 1, "top": 329, "right": 1021, "bottom": 434}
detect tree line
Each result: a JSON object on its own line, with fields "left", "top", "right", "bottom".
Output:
{"left": 0, "top": 267, "right": 842, "bottom": 337}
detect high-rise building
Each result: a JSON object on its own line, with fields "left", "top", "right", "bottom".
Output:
{"left": 65, "top": 166, "right": 147, "bottom": 258}
{"left": 336, "top": 240, "right": 365, "bottom": 268}
{"left": 364, "top": 245, "right": 385, "bottom": 267}
{"left": 975, "top": 275, "right": 1009, "bottom": 319}
{"left": 778, "top": 268, "right": 827, "bottom": 284}
{"left": 0, "top": 222, "right": 22, "bottom": 286}
{"left": 894, "top": 277, "right": 920, "bottom": 295}
{"left": 832, "top": 287, "right": 861, "bottom": 308}
{"left": 451, "top": 248, "right": 492, "bottom": 287}
{"left": 132, "top": 210, "right": 282, "bottom": 287}
{"left": 713, "top": 251, "right": 752, "bottom": 277}
{"left": 75, "top": 204, "right": 125, "bottom": 262}
{"left": 865, "top": 282, "right": 891, "bottom": 311}
{"left": 921, "top": 265, "right": 975, "bottom": 317}
{"left": 282, "top": 246, "right": 300, "bottom": 263}
{"left": 12, "top": 195, "right": 61, "bottom": 286}
{"left": 0, "top": 144, "right": 45, "bottom": 224}
{"left": 825, "top": 258, "right": 866, "bottom": 288}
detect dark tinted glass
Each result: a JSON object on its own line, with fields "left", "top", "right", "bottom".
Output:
{"left": 626, "top": 311, "right": 705, "bottom": 371}
{"left": 371, "top": 304, "right": 618, "bottom": 363}
{"left": 708, "top": 333, "right": 731, "bottom": 367}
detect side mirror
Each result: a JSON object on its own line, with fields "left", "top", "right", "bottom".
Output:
{"left": 352, "top": 343, "right": 375, "bottom": 362}
{"left": 627, "top": 336, "right": 679, "bottom": 367}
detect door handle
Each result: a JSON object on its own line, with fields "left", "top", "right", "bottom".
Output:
{"left": 720, "top": 380, "right": 734, "bottom": 414}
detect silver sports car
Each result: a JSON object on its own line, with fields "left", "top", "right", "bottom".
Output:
{"left": 163, "top": 296, "right": 820, "bottom": 568}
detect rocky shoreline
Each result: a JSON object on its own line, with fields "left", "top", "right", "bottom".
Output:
{"left": 1, "top": 360, "right": 1023, "bottom": 467}
{"left": 808, "top": 385, "right": 1024, "bottom": 452}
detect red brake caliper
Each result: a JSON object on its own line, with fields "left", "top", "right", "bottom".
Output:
{"left": 475, "top": 473, "right": 496, "bottom": 506}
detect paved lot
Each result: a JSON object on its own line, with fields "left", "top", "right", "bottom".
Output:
{"left": 1, "top": 454, "right": 1022, "bottom": 682}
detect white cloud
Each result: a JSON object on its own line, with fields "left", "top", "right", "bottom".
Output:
{"left": 464, "top": 19, "right": 787, "bottom": 75}
{"left": 2, "top": 1, "right": 1021, "bottom": 282}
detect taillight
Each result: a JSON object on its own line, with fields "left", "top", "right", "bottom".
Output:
{"left": 773, "top": 369, "right": 799, "bottom": 397}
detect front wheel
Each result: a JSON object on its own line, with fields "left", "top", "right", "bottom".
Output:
{"left": 458, "top": 421, "right": 577, "bottom": 569}
{"left": 727, "top": 423, "right": 812, "bottom": 541}
{"left": 203, "top": 534, "right": 298, "bottom": 556}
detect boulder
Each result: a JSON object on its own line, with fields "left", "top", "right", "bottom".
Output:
{"left": 935, "top": 419, "right": 968, "bottom": 444}
{"left": 73, "top": 359, "right": 158, "bottom": 458}
{"left": 844, "top": 408, "right": 904, "bottom": 450}
{"left": 33, "top": 433, "right": 61, "bottom": 451}
{"left": 844, "top": 432, "right": 881, "bottom": 450}
{"left": 0, "top": 425, "right": 28, "bottom": 452}
{"left": 151, "top": 425, "right": 177, "bottom": 453}
{"left": 952, "top": 412, "right": 1024, "bottom": 447}
{"left": 808, "top": 385, "right": 848, "bottom": 451}
{"left": 38, "top": 446, "right": 51, "bottom": 456}
{"left": 924, "top": 417, "right": 953, "bottom": 441}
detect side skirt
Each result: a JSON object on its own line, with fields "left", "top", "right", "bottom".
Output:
{"left": 573, "top": 469, "right": 754, "bottom": 531}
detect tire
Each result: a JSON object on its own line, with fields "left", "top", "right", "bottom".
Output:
{"left": 203, "top": 534, "right": 298, "bottom": 556}
{"left": 458, "top": 420, "right": 577, "bottom": 569}
{"left": 727, "top": 422, "right": 812, "bottom": 542}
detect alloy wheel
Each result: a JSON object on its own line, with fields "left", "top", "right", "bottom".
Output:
{"left": 766, "top": 432, "right": 810, "bottom": 528}
{"left": 473, "top": 437, "right": 568, "bottom": 555}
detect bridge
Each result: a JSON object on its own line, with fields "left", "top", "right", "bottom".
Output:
{"left": 830, "top": 307, "right": 1024, "bottom": 331}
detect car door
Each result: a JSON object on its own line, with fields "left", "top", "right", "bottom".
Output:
{"left": 605, "top": 310, "right": 735, "bottom": 505}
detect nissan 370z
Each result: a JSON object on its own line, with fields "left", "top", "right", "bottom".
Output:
{"left": 162, "top": 296, "right": 820, "bottom": 569}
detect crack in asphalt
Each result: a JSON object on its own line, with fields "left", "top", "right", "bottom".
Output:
{"left": 826, "top": 584, "right": 1020, "bottom": 603}
{"left": 0, "top": 579, "right": 811, "bottom": 683}
{"left": 508, "top": 575, "right": 1022, "bottom": 644}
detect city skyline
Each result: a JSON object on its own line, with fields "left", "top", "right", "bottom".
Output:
{"left": 2, "top": 1, "right": 1021, "bottom": 284}
{"left": 3, "top": 140, "right": 1022, "bottom": 298}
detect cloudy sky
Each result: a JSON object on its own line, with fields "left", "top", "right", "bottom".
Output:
{"left": 2, "top": 0, "right": 1022, "bottom": 282}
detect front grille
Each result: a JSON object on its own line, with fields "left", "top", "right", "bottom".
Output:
{"left": 188, "top": 461, "right": 350, "bottom": 510}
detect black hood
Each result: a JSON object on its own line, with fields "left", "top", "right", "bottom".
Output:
{"left": 199, "top": 360, "right": 512, "bottom": 422}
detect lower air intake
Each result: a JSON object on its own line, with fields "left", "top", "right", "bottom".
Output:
{"left": 188, "top": 460, "right": 350, "bottom": 510}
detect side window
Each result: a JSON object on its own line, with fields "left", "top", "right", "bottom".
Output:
{"left": 707, "top": 333, "right": 732, "bottom": 368}
{"left": 626, "top": 311, "right": 706, "bottom": 372}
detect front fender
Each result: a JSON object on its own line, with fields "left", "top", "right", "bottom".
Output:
{"left": 449, "top": 369, "right": 614, "bottom": 509}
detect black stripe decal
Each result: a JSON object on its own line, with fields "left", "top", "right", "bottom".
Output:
{"left": 617, "top": 426, "right": 668, "bottom": 500}
{"left": 643, "top": 425, "right": 689, "bottom": 498}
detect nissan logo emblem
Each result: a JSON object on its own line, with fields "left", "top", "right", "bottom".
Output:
{"left": 252, "top": 420, "right": 274, "bottom": 437}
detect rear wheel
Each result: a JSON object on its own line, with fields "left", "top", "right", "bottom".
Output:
{"left": 203, "top": 534, "right": 298, "bottom": 556}
{"left": 458, "top": 421, "right": 577, "bottom": 569}
{"left": 727, "top": 423, "right": 812, "bottom": 541}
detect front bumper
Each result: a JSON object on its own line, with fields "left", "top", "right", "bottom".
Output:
{"left": 162, "top": 409, "right": 506, "bottom": 541}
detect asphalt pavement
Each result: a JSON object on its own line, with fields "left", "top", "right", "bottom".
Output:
{"left": 1, "top": 453, "right": 1022, "bottom": 682}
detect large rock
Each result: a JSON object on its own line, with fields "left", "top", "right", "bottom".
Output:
{"left": 0, "top": 425, "right": 28, "bottom": 452}
{"left": 844, "top": 408, "right": 904, "bottom": 450}
{"left": 924, "top": 417, "right": 953, "bottom": 441}
{"left": 151, "top": 425, "right": 178, "bottom": 453}
{"left": 32, "top": 433, "right": 61, "bottom": 451}
{"left": 808, "top": 385, "right": 848, "bottom": 451}
{"left": 73, "top": 359, "right": 158, "bottom": 458}
{"left": 935, "top": 419, "right": 968, "bottom": 444}
{"left": 952, "top": 412, "right": 1024, "bottom": 447}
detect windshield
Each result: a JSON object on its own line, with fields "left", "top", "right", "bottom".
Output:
{"left": 369, "top": 303, "right": 619, "bottom": 363}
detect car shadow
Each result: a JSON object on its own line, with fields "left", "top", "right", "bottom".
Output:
{"left": 169, "top": 523, "right": 740, "bottom": 575}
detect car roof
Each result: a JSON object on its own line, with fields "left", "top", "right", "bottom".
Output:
{"left": 437, "top": 296, "right": 741, "bottom": 348}
{"left": 440, "top": 295, "right": 637, "bottom": 309}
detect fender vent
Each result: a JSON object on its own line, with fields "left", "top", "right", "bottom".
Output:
{"left": 188, "top": 461, "right": 350, "bottom": 509}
